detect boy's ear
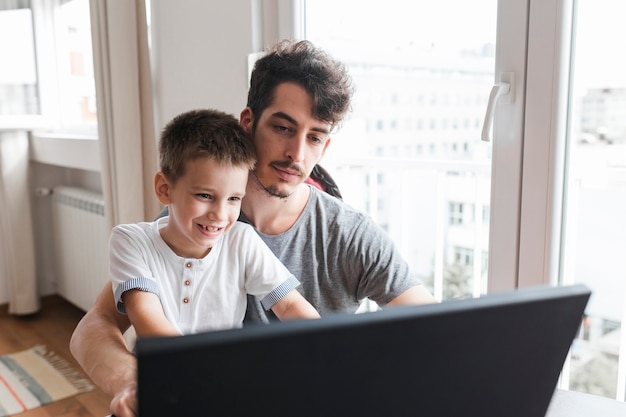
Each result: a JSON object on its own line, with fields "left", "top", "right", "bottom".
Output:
{"left": 154, "top": 171, "right": 172, "bottom": 205}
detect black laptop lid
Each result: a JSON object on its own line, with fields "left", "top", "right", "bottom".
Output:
{"left": 136, "top": 284, "right": 590, "bottom": 417}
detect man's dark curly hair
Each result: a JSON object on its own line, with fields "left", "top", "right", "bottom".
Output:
{"left": 247, "top": 39, "right": 354, "bottom": 132}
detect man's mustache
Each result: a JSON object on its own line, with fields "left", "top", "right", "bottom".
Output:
{"left": 270, "top": 160, "right": 305, "bottom": 177}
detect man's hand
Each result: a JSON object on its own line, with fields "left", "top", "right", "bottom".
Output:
{"left": 110, "top": 384, "right": 137, "bottom": 417}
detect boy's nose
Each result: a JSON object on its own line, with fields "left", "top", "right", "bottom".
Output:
{"left": 208, "top": 202, "right": 227, "bottom": 220}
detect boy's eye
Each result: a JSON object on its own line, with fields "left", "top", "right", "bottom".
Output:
{"left": 197, "top": 193, "right": 211, "bottom": 200}
{"left": 229, "top": 196, "right": 241, "bottom": 202}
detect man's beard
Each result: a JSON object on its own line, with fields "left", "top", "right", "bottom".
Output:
{"left": 252, "top": 161, "right": 304, "bottom": 199}
{"left": 252, "top": 169, "right": 294, "bottom": 199}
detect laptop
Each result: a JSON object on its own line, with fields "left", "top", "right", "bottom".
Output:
{"left": 136, "top": 284, "right": 590, "bottom": 417}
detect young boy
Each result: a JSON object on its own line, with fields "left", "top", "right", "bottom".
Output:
{"left": 110, "top": 108, "right": 319, "bottom": 338}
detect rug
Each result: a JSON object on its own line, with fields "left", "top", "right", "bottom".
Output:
{"left": 0, "top": 345, "right": 94, "bottom": 416}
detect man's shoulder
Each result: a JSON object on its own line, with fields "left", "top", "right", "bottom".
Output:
{"left": 309, "top": 190, "right": 373, "bottom": 234}
{"left": 310, "top": 186, "right": 360, "bottom": 212}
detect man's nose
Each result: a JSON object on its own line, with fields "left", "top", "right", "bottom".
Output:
{"left": 286, "top": 135, "right": 306, "bottom": 163}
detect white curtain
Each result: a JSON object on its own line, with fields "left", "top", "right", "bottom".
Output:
{"left": 90, "top": 0, "right": 160, "bottom": 231}
{"left": 0, "top": 131, "right": 39, "bottom": 314}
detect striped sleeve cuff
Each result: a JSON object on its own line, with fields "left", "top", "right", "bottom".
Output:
{"left": 259, "top": 276, "right": 301, "bottom": 310}
{"left": 114, "top": 277, "right": 160, "bottom": 314}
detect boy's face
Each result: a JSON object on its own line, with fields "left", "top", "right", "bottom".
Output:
{"left": 156, "top": 157, "right": 248, "bottom": 258}
{"left": 241, "top": 81, "right": 332, "bottom": 198}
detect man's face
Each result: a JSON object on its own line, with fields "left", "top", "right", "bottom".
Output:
{"left": 242, "top": 82, "right": 332, "bottom": 198}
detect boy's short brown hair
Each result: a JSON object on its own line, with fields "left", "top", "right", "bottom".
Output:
{"left": 159, "top": 109, "right": 256, "bottom": 182}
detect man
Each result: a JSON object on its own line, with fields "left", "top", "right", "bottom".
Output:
{"left": 70, "top": 39, "right": 436, "bottom": 417}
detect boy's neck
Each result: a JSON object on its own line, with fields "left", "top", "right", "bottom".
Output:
{"left": 242, "top": 179, "right": 310, "bottom": 235}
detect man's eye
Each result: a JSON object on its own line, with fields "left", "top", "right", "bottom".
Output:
{"left": 275, "top": 125, "right": 291, "bottom": 133}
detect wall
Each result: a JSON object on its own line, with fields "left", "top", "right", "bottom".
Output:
{"left": 150, "top": 1, "right": 259, "bottom": 132}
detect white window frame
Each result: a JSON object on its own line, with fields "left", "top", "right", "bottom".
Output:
{"left": 486, "top": 0, "right": 531, "bottom": 292}
{"left": 517, "top": 0, "right": 574, "bottom": 290}
{"left": 488, "top": 0, "right": 573, "bottom": 292}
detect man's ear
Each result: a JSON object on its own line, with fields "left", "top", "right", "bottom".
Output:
{"left": 320, "top": 136, "right": 332, "bottom": 160}
{"left": 154, "top": 171, "right": 172, "bottom": 205}
{"left": 240, "top": 107, "right": 254, "bottom": 134}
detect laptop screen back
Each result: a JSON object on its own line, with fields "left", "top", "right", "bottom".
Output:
{"left": 136, "top": 284, "right": 590, "bottom": 417}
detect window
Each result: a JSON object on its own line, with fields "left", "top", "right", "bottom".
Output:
{"left": 557, "top": 0, "right": 626, "bottom": 400}
{"left": 303, "top": 0, "right": 626, "bottom": 400}
{"left": 0, "top": 1, "right": 38, "bottom": 116}
{"left": 305, "top": 0, "right": 496, "bottom": 302}
{"left": 56, "top": 0, "right": 96, "bottom": 131}
{"left": 454, "top": 247, "right": 473, "bottom": 266}
{"left": 449, "top": 202, "right": 464, "bottom": 225}
{"left": 0, "top": 0, "right": 96, "bottom": 133}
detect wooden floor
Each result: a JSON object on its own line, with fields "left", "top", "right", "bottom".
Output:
{"left": 0, "top": 296, "right": 112, "bottom": 417}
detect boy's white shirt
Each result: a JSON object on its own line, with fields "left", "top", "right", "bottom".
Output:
{"left": 109, "top": 217, "right": 299, "bottom": 334}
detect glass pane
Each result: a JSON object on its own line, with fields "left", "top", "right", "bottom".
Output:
{"left": 0, "top": 3, "right": 39, "bottom": 115}
{"left": 304, "top": 0, "right": 497, "bottom": 302}
{"left": 562, "top": 0, "right": 626, "bottom": 400}
{"left": 57, "top": 0, "right": 97, "bottom": 131}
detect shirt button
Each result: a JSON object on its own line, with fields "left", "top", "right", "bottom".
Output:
{"left": 183, "top": 297, "right": 189, "bottom": 303}
{"left": 184, "top": 280, "right": 191, "bottom": 286}
{"left": 185, "top": 262, "right": 192, "bottom": 268}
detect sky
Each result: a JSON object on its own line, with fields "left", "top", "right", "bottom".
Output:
{"left": 305, "top": 0, "right": 626, "bottom": 91}
{"left": 574, "top": 0, "right": 626, "bottom": 90}
{"left": 0, "top": 9, "right": 36, "bottom": 83}
{"left": 305, "top": 0, "right": 496, "bottom": 53}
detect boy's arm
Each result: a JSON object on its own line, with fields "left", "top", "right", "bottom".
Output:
{"left": 122, "top": 289, "right": 181, "bottom": 338}
{"left": 271, "top": 289, "right": 321, "bottom": 320}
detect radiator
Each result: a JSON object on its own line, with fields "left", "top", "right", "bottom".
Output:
{"left": 51, "top": 186, "right": 108, "bottom": 311}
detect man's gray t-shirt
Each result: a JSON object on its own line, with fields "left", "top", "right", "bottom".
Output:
{"left": 241, "top": 186, "right": 420, "bottom": 324}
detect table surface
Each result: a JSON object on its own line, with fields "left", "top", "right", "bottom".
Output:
{"left": 105, "top": 389, "right": 625, "bottom": 417}
{"left": 546, "top": 389, "right": 626, "bottom": 416}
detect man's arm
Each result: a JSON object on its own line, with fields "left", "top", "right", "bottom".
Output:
{"left": 271, "top": 289, "right": 321, "bottom": 320}
{"left": 69, "top": 280, "right": 137, "bottom": 417}
{"left": 386, "top": 284, "right": 438, "bottom": 306}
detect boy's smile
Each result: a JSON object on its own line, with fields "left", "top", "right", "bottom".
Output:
{"left": 156, "top": 157, "right": 249, "bottom": 259}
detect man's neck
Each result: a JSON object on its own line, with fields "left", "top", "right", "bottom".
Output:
{"left": 242, "top": 179, "right": 310, "bottom": 235}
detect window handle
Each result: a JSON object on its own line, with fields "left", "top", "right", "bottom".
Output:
{"left": 481, "top": 72, "right": 514, "bottom": 142}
